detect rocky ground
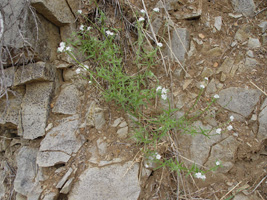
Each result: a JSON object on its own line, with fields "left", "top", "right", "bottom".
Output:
{"left": 0, "top": 0, "right": 267, "bottom": 200}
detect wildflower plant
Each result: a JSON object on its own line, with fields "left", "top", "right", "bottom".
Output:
{"left": 58, "top": 3, "right": 229, "bottom": 184}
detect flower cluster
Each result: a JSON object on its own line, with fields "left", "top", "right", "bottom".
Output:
{"left": 106, "top": 30, "right": 114, "bottom": 36}
{"left": 57, "top": 42, "right": 71, "bottom": 53}
{"left": 156, "top": 86, "right": 168, "bottom": 100}
{"left": 157, "top": 42, "right": 163, "bottom": 47}
{"left": 195, "top": 172, "right": 206, "bottom": 180}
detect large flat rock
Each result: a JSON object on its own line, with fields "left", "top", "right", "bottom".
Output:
{"left": 20, "top": 82, "right": 54, "bottom": 139}
{"left": 37, "top": 115, "right": 85, "bottom": 167}
{"left": 31, "top": 0, "right": 75, "bottom": 26}
{"left": 217, "top": 87, "right": 261, "bottom": 118}
{"left": 14, "top": 62, "right": 56, "bottom": 86}
{"left": 68, "top": 162, "right": 140, "bottom": 200}
{"left": 232, "top": 0, "right": 255, "bottom": 17}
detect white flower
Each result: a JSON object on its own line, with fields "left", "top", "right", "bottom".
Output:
{"left": 138, "top": 17, "right": 145, "bottom": 22}
{"left": 200, "top": 84, "right": 205, "bottom": 89}
{"left": 230, "top": 115, "right": 234, "bottom": 121}
{"left": 214, "top": 94, "right": 220, "bottom": 99}
{"left": 161, "top": 88, "right": 168, "bottom": 94}
{"left": 88, "top": 81, "right": 92, "bottom": 84}
{"left": 87, "top": 26, "right": 92, "bottom": 31}
{"left": 155, "top": 153, "right": 161, "bottom": 160}
{"left": 161, "top": 93, "right": 167, "bottom": 100}
{"left": 156, "top": 86, "right": 162, "bottom": 92}
{"left": 80, "top": 25, "right": 85, "bottom": 31}
{"left": 216, "top": 128, "right": 222, "bottom": 134}
{"left": 195, "top": 172, "right": 206, "bottom": 180}
{"left": 216, "top": 161, "right": 221, "bottom": 166}
{"left": 153, "top": 7, "right": 160, "bottom": 12}
{"left": 84, "top": 65, "right": 89, "bottom": 70}
{"left": 145, "top": 163, "right": 149, "bottom": 168}
{"left": 106, "top": 30, "right": 114, "bottom": 36}
{"left": 58, "top": 42, "right": 66, "bottom": 52}
{"left": 204, "top": 77, "right": 209, "bottom": 81}
{"left": 77, "top": 10, "right": 82, "bottom": 14}
{"left": 76, "top": 68, "right": 81, "bottom": 74}
{"left": 157, "top": 42, "right": 163, "bottom": 47}
{"left": 227, "top": 125, "right": 233, "bottom": 131}
{"left": 65, "top": 46, "right": 71, "bottom": 51}
{"left": 140, "top": 9, "right": 146, "bottom": 13}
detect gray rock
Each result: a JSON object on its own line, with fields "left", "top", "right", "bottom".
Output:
{"left": 167, "top": 28, "right": 190, "bottom": 63}
{"left": 54, "top": 60, "right": 72, "bottom": 69}
{"left": 85, "top": 101, "right": 106, "bottom": 129}
{"left": 68, "top": 162, "right": 140, "bottom": 200}
{"left": 37, "top": 151, "right": 71, "bottom": 168}
{"left": 14, "top": 147, "right": 38, "bottom": 196}
{"left": 217, "top": 87, "right": 261, "bottom": 117}
{"left": 262, "top": 33, "right": 267, "bottom": 45}
{"left": 56, "top": 168, "right": 73, "bottom": 188}
{"left": 117, "top": 127, "right": 129, "bottom": 139}
{"left": 60, "top": 177, "right": 74, "bottom": 194}
{"left": 247, "top": 37, "right": 261, "bottom": 48}
{"left": 0, "top": 170, "right": 6, "bottom": 199}
{"left": 206, "top": 78, "right": 217, "bottom": 94}
{"left": 20, "top": 82, "right": 54, "bottom": 139}
{"left": 0, "top": 87, "right": 25, "bottom": 129}
{"left": 37, "top": 115, "right": 84, "bottom": 167}
{"left": 206, "top": 136, "right": 237, "bottom": 173}
{"left": 2, "top": 66, "right": 15, "bottom": 87}
{"left": 52, "top": 84, "right": 80, "bottom": 115}
{"left": 258, "top": 21, "right": 267, "bottom": 33}
{"left": 245, "top": 57, "right": 258, "bottom": 68}
{"left": 42, "top": 191, "right": 59, "bottom": 200}
{"left": 97, "top": 138, "right": 107, "bottom": 156}
{"left": 214, "top": 16, "right": 222, "bottom": 31}
{"left": 186, "top": 121, "right": 225, "bottom": 165}
{"left": 94, "top": 110, "right": 106, "bottom": 130}
{"left": 151, "top": 18, "right": 163, "bottom": 35}
{"left": 31, "top": 0, "right": 75, "bottom": 26}
{"left": 216, "top": 57, "right": 234, "bottom": 74}
{"left": 2, "top": 1, "right": 60, "bottom": 64}
{"left": 258, "top": 106, "right": 267, "bottom": 140}
{"left": 232, "top": 0, "right": 255, "bottom": 17}
{"left": 246, "top": 50, "right": 254, "bottom": 57}
{"left": 234, "top": 25, "right": 252, "bottom": 42}
{"left": 14, "top": 62, "right": 55, "bottom": 86}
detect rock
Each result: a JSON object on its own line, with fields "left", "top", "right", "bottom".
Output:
{"left": 52, "top": 84, "right": 80, "bottom": 115}
{"left": 217, "top": 87, "right": 261, "bottom": 118}
{"left": 206, "top": 78, "right": 217, "bottom": 94}
{"left": 20, "top": 82, "right": 54, "bottom": 139}
{"left": 66, "top": 0, "right": 80, "bottom": 17}
{"left": 97, "top": 138, "right": 107, "bottom": 156}
{"left": 0, "top": 170, "right": 6, "bottom": 199}
{"left": 188, "top": 41, "right": 196, "bottom": 58}
{"left": 68, "top": 162, "right": 141, "bottom": 200}
{"left": 258, "top": 21, "right": 267, "bottom": 33}
{"left": 16, "top": 193, "right": 27, "bottom": 200}
{"left": 234, "top": 25, "right": 252, "bottom": 42}
{"left": 262, "top": 33, "right": 267, "bottom": 45}
{"left": 245, "top": 57, "right": 258, "bottom": 68}
{"left": 214, "top": 16, "right": 222, "bottom": 31}
{"left": 31, "top": 0, "right": 75, "bottom": 26}
{"left": 228, "top": 13, "right": 243, "bottom": 18}
{"left": 201, "top": 67, "right": 214, "bottom": 78}
{"left": 37, "top": 115, "right": 85, "bottom": 167}
{"left": 233, "top": 193, "right": 261, "bottom": 200}
{"left": 204, "top": 47, "right": 223, "bottom": 57}
{"left": 85, "top": 101, "right": 106, "bottom": 129}
{"left": 246, "top": 50, "right": 254, "bottom": 57}
{"left": 0, "top": 87, "right": 25, "bottom": 129}
{"left": 111, "top": 118, "right": 123, "bottom": 127}
{"left": 14, "top": 147, "right": 39, "bottom": 197}
{"left": 54, "top": 60, "right": 72, "bottom": 69}
{"left": 167, "top": 27, "right": 190, "bottom": 63}
{"left": 14, "top": 62, "right": 55, "bottom": 86}
{"left": 248, "top": 37, "right": 261, "bottom": 48}
{"left": 60, "top": 177, "right": 74, "bottom": 194}
{"left": 119, "top": 121, "right": 127, "bottom": 128}
{"left": 185, "top": 121, "right": 225, "bottom": 165}
{"left": 60, "top": 23, "right": 77, "bottom": 43}
{"left": 206, "top": 136, "right": 237, "bottom": 173}
{"left": 56, "top": 168, "right": 73, "bottom": 188}
{"left": 232, "top": 0, "right": 255, "bottom": 17}
{"left": 1, "top": 67, "right": 15, "bottom": 87}
{"left": 258, "top": 106, "right": 267, "bottom": 140}
{"left": 42, "top": 191, "right": 59, "bottom": 200}
{"left": 117, "top": 127, "right": 129, "bottom": 139}
{"left": 2, "top": 1, "right": 60, "bottom": 64}
{"left": 216, "top": 57, "right": 234, "bottom": 75}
